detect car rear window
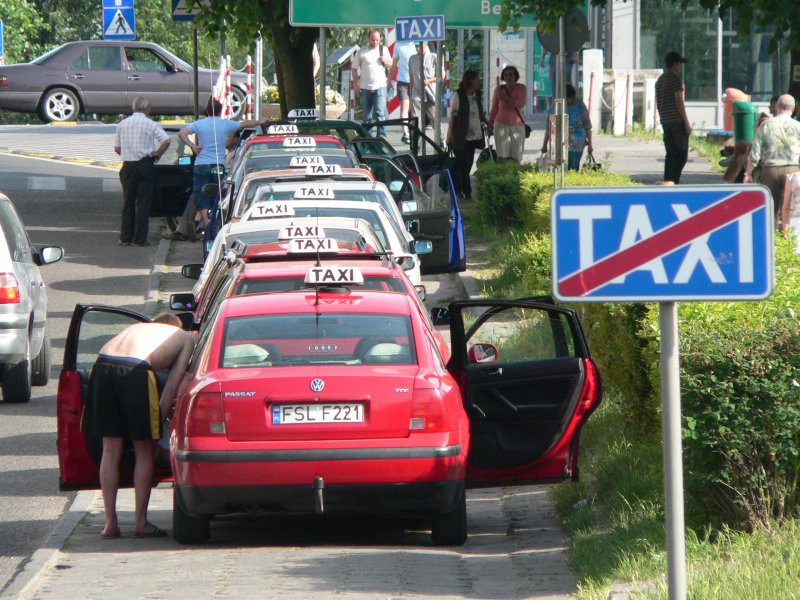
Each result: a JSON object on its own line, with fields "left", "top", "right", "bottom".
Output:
{"left": 235, "top": 276, "right": 406, "bottom": 296}
{"left": 220, "top": 313, "right": 415, "bottom": 367}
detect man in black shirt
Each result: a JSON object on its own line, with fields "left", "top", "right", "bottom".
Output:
{"left": 655, "top": 51, "right": 692, "bottom": 183}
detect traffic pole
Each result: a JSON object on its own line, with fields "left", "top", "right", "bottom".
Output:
{"left": 660, "top": 301, "right": 687, "bottom": 600}
{"left": 246, "top": 56, "right": 253, "bottom": 120}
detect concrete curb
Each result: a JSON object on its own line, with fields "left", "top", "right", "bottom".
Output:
{"left": 0, "top": 491, "right": 96, "bottom": 600}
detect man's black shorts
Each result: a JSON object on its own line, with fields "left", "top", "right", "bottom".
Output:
{"left": 88, "top": 355, "right": 160, "bottom": 440}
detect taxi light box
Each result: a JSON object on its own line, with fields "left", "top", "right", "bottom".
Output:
{"left": 306, "top": 164, "right": 342, "bottom": 176}
{"left": 251, "top": 202, "right": 295, "bottom": 218}
{"left": 290, "top": 238, "right": 339, "bottom": 253}
{"left": 283, "top": 136, "right": 316, "bottom": 148}
{"left": 293, "top": 187, "right": 335, "bottom": 200}
{"left": 288, "top": 108, "right": 317, "bottom": 119}
{"left": 267, "top": 124, "right": 299, "bottom": 135}
{"left": 289, "top": 155, "right": 325, "bottom": 168}
{"left": 305, "top": 266, "right": 364, "bottom": 285}
{"left": 280, "top": 225, "right": 325, "bottom": 239}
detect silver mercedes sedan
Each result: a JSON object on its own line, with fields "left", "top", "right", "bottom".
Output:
{"left": 0, "top": 40, "right": 251, "bottom": 123}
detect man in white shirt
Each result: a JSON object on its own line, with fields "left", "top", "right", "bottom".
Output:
{"left": 408, "top": 41, "right": 440, "bottom": 138}
{"left": 114, "top": 96, "right": 170, "bottom": 247}
{"left": 388, "top": 40, "right": 416, "bottom": 143}
{"left": 351, "top": 29, "right": 391, "bottom": 138}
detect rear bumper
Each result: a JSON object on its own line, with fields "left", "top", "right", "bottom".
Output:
{"left": 0, "top": 92, "right": 41, "bottom": 112}
{"left": 177, "top": 479, "right": 465, "bottom": 518}
{"left": 173, "top": 443, "right": 466, "bottom": 516}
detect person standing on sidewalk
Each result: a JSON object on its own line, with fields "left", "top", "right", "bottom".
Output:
{"left": 655, "top": 51, "right": 692, "bottom": 183}
{"left": 488, "top": 66, "right": 527, "bottom": 162}
{"left": 446, "top": 70, "right": 487, "bottom": 199}
{"left": 178, "top": 99, "right": 264, "bottom": 231}
{"left": 88, "top": 313, "right": 194, "bottom": 539}
{"left": 114, "top": 96, "right": 170, "bottom": 247}
{"left": 388, "top": 40, "right": 416, "bottom": 143}
{"left": 409, "top": 41, "right": 440, "bottom": 137}
{"left": 351, "top": 29, "right": 392, "bottom": 138}
{"left": 744, "top": 94, "right": 800, "bottom": 225}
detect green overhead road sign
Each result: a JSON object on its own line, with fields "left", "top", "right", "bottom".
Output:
{"left": 289, "top": 0, "right": 537, "bottom": 28}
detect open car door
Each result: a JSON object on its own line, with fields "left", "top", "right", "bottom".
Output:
{"left": 445, "top": 298, "right": 602, "bottom": 487}
{"left": 151, "top": 129, "right": 193, "bottom": 220}
{"left": 360, "top": 156, "right": 466, "bottom": 274}
{"left": 372, "top": 118, "right": 454, "bottom": 173}
{"left": 56, "top": 305, "right": 172, "bottom": 490}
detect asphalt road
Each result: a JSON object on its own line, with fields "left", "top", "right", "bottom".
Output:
{"left": 0, "top": 150, "right": 157, "bottom": 594}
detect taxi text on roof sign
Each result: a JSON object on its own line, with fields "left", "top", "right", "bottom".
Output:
{"left": 293, "top": 186, "right": 335, "bottom": 200}
{"left": 267, "top": 124, "right": 299, "bottom": 135}
{"left": 283, "top": 136, "right": 316, "bottom": 148}
{"left": 251, "top": 202, "right": 295, "bottom": 219}
{"left": 288, "top": 108, "right": 317, "bottom": 119}
{"left": 289, "top": 155, "right": 325, "bottom": 168}
{"left": 290, "top": 238, "right": 339, "bottom": 253}
{"left": 550, "top": 185, "right": 774, "bottom": 302}
{"left": 280, "top": 225, "right": 325, "bottom": 239}
{"left": 306, "top": 164, "right": 342, "bottom": 176}
{"left": 305, "top": 265, "right": 364, "bottom": 285}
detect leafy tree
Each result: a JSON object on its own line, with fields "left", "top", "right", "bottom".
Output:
{"left": 500, "top": 0, "right": 799, "bottom": 50}
{"left": 199, "top": 0, "right": 316, "bottom": 117}
{"left": 0, "top": 0, "right": 45, "bottom": 62}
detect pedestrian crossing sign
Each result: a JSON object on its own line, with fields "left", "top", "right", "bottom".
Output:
{"left": 103, "top": 6, "right": 135, "bottom": 40}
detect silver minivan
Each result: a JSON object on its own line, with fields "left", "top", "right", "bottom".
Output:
{"left": 0, "top": 192, "right": 63, "bottom": 403}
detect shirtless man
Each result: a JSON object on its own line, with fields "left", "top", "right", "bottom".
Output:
{"left": 88, "top": 313, "right": 195, "bottom": 538}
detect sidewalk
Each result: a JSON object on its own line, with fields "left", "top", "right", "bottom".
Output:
{"left": 3, "top": 132, "right": 720, "bottom": 600}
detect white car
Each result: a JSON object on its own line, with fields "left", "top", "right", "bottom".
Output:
{"left": 0, "top": 192, "right": 64, "bottom": 403}
{"left": 238, "top": 194, "right": 430, "bottom": 290}
{"left": 193, "top": 216, "right": 387, "bottom": 298}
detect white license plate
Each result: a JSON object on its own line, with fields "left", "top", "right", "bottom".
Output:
{"left": 272, "top": 403, "right": 364, "bottom": 424}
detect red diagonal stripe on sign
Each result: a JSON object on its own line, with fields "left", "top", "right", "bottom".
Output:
{"left": 557, "top": 190, "right": 765, "bottom": 297}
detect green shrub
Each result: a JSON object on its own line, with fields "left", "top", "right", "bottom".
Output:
{"left": 641, "top": 232, "right": 800, "bottom": 530}
{"left": 473, "top": 160, "right": 536, "bottom": 232}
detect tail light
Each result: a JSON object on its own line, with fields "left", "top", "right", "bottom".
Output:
{"left": 409, "top": 387, "right": 447, "bottom": 432}
{"left": 0, "top": 273, "right": 21, "bottom": 304}
{"left": 0, "top": 76, "right": 8, "bottom": 87}
{"left": 186, "top": 392, "right": 225, "bottom": 436}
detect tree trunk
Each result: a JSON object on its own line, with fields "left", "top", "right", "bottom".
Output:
{"left": 264, "top": 0, "right": 317, "bottom": 118}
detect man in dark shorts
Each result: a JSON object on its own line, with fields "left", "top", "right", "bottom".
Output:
{"left": 89, "top": 313, "right": 194, "bottom": 538}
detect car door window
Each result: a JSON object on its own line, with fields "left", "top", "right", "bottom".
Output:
{"left": 71, "top": 47, "right": 121, "bottom": 70}
{"left": 75, "top": 310, "right": 144, "bottom": 374}
{"left": 125, "top": 48, "right": 170, "bottom": 73}
{"left": 0, "top": 200, "right": 34, "bottom": 263}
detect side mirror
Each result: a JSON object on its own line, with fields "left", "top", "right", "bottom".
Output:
{"left": 401, "top": 200, "right": 418, "bottom": 213}
{"left": 415, "top": 285, "right": 426, "bottom": 302}
{"left": 37, "top": 246, "right": 64, "bottom": 266}
{"left": 181, "top": 263, "right": 203, "bottom": 280}
{"left": 467, "top": 343, "right": 499, "bottom": 364}
{"left": 170, "top": 293, "right": 196, "bottom": 311}
{"left": 430, "top": 307, "right": 449, "bottom": 326}
{"left": 201, "top": 182, "right": 219, "bottom": 197}
{"left": 410, "top": 239, "right": 432, "bottom": 255}
{"left": 406, "top": 219, "right": 420, "bottom": 234}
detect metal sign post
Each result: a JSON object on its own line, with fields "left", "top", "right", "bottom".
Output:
{"left": 551, "top": 185, "right": 774, "bottom": 600}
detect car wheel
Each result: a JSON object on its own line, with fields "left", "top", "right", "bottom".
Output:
{"left": 173, "top": 488, "right": 210, "bottom": 544}
{"left": 39, "top": 88, "right": 80, "bottom": 123}
{"left": 31, "top": 328, "right": 51, "bottom": 386}
{"left": 228, "top": 87, "right": 247, "bottom": 120}
{"left": 431, "top": 487, "right": 467, "bottom": 546}
{"left": 2, "top": 339, "right": 32, "bottom": 403}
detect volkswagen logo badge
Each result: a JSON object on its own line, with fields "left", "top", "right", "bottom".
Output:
{"left": 310, "top": 378, "right": 325, "bottom": 392}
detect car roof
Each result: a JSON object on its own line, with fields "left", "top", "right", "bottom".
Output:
{"left": 235, "top": 258, "right": 407, "bottom": 278}
{"left": 240, "top": 167, "right": 374, "bottom": 183}
{"left": 244, "top": 134, "right": 344, "bottom": 147}
{"left": 221, "top": 287, "right": 413, "bottom": 318}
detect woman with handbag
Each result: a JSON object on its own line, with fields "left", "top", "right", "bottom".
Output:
{"left": 541, "top": 84, "right": 593, "bottom": 170}
{"left": 488, "top": 65, "right": 527, "bottom": 162}
{"left": 446, "top": 70, "right": 488, "bottom": 199}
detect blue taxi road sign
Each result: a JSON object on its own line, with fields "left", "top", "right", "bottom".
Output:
{"left": 395, "top": 15, "right": 445, "bottom": 42}
{"left": 551, "top": 185, "right": 774, "bottom": 302}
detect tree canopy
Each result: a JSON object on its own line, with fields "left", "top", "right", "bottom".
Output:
{"left": 500, "top": 0, "right": 800, "bottom": 52}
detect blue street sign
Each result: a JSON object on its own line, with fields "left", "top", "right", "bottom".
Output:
{"left": 172, "top": 0, "right": 205, "bottom": 22}
{"left": 551, "top": 185, "right": 774, "bottom": 302}
{"left": 395, "top": 15, "right": 446, "bottom": 42}
{"left": 103, "top": 2, "right": 135, "bottom": 40}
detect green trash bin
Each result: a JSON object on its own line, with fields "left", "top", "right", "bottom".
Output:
{"left": 732, "top": 100, "right": 756, "bottom": 143}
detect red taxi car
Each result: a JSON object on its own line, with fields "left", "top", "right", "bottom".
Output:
{"left": 57, "top": 272, "right": 601, "bottom": 546}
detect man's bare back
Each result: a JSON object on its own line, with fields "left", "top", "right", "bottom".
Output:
{"left": 100, "top": 323, "right": 193, "bottom": 371}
